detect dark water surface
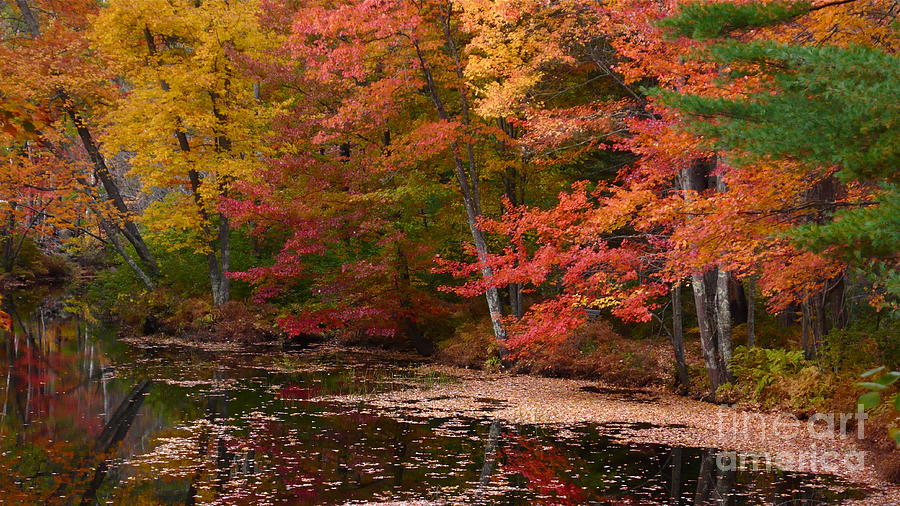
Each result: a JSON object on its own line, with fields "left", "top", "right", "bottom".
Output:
{"left": 0, "top": 297, "right": 869, "bottom": 504}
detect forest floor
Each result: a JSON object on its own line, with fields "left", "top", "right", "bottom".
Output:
{"left": 317, "top": 361, "right": 900, "bottom": 505}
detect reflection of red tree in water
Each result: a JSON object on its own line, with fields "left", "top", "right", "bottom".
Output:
{"left": 217, "top": 410, "right": 389, "bottom": 504}
{"left": 499, "top": 434, "right": 587, "bottom": 505}
{"left": 0, "top": 316, "right": 145, "bottom": 502}
{"left": 4, "top": 322, "right": 109, "bottom": 439}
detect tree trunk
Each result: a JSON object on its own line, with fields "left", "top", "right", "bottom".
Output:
{"left": 66, "top": 107, "right": 159, "bottom": 276}
{"left": 13, "top": 0, "right": 40, "bottom": 37}
{"left": 800, "top": 175, "right": 841, "bottom": 355}
{"left": 2, "top": 208, "right": 16, "bottom": 272}
{"left": 681, "top": 160, "right": 728, "bottom": 392}
{"left": 412, "top": 32, "right": 508, "bottom": 350}
{"left": 98, "top": 220, "right": 155, "bottom": 290}
{"left": 508, "top": 284, "right": 524, "bottom": 319}
{"left": 810, "top": 292, "right": 824, "bottom": 358}
{"left": 461, "top": 192, "right": 510, "bottom": 349}
{"left": 690, "top": 273, "right": 726, "bottom": 391}
{"left": 825, "top": 275, "right": 847, "bottom": 332}
{"left": 714, "top": 173, "right": 733, "bottom": 381}
{"left": 715, "top": 268, "right": 733, "bottom": 381}
{"left": 801, "top": 299, "right": 814, "bottom": 360}
{"left": 746, "top": 277, "right": 756, "bottom": 347}
{"left": 799, "top": 294, "right": 824, "bottom": 360}
{"left": 188, "top": 168, "right": 229, "bottom": 307}
{"left": 396, "top": 245, "right": 434, "bottom": 356}
{"left": 215, "top": 214, "right": 231, "bottom": 305}
{"left": 499, "top": 119, "right": 526, "bottom": 320}
{"left": 145, "top": 27, "right": 229, "bottom": 306}
{"left": 671, "top": 283, "right": 691, "bottom": 388}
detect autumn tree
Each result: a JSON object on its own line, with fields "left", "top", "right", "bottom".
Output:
{"left": 92, "top": 0, "right": 273, "bottom": 305}
{"left": 224, "top": 21, "right": 450, "bottom": 349}
{"left": 439, "top": 0, "right": 895, "bottom": 391}
{"left": 660, "top": 0, "right": 900, "bottom": 317}
{"left": 0, "top": 0, "right": 159, "bottom": 287}
{"left": 235, "top": 0, "right": 535, "bottom": 347}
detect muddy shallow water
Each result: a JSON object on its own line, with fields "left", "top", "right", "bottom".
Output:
{"left": 0, "top": 298, "right": 870, "bottom": 504}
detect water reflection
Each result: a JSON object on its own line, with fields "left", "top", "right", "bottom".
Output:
{"left": 0, "top": 302, "right": 869, "bottom": 504}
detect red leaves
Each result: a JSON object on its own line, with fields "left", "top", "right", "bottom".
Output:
{"left": 238, "top": 0, "right": 856, "bottom": 350}
{"left": 500, "top": 432, "right": 587, "bottom": 504}
{"left": 438, "top": 183, "right": 667, "bottom": 351}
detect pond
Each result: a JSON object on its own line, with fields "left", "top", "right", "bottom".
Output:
{"left": 0, "top": 295, "right": 869, "bottom": 504}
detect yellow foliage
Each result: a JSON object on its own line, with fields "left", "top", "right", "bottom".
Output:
{"left": 92, "top": 0, "right": 278, "bottom": 238}
{"left": 766, "top": 0, "right": 900, "bottom": 51}
{"left": 458, "top": 0, "right": 598, "bottom": 117}
{"left": 572, "top": 294, "right": 619, "bottom": 309}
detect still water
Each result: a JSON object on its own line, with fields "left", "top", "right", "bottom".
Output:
{"left": 0, "top": 296, "right": 868, "bottom": 504}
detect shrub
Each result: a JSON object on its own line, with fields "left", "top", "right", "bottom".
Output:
{"left": 5, "top": 238, "right": 71, "bottom": 284}
{"left": 509, "top": 320, "right": 673, "bottom": 387}
{"left": 204, "top": 300, "right": 281, "bottom": 342}
{"left": 727, "top": 346, "right": 836, "bottom": 415}
{"left": 437, "top": 319, "right": 498, "bottom": 368}
{"left": 821, "top": 321, "right": 900, "bottom": 374}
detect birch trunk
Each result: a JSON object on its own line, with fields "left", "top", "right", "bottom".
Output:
{"left": 681, "top": 160, "right": 728, "bottom": 391}
{"left": 412, "top": 21, "right": 509, "bottom": 349}
{"left": 714, "top": 173, "right": 733, "bottom": 380}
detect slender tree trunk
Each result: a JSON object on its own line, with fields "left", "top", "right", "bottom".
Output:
{"left": 746, "top": 277, "right": 756, "bottom": 347}
{"left": 460, "top": 191, "right": 510, "bottom": 348}
{"left": 13, "top": 0, "right": 40, "bottom": 36}
{"left": 412, "top": 31, "right": 508, "bottom": 350}
{"left": 176, "top": 123, "right": 228, "bottom": 306}
{"left": 444, "top": 15, "right": 510, "bottom": 349}
{"left": 396, "top": 245, "right": 434, "bottom": 356}
{"left": 188, "top": 168, "right": 229, "bottom": 307}
{"left": 500, "top": 119, "right": 526, "bottom": 320}
{"left": 22, "top": 0, "right": 158, "bottom": 279}
{"left": 690, "top": 273, "right": 726, "bottom": 391}
{"left": 209, "top": 90, "right": 233, "bottom": 306}
{"left": 799, "top": 175, "right": 839, "bottom": 357}
{"left": 98, "top": 220, "right": 155, "bottom": 290}
{"left": 145, "top": 27, "right": 229, "bottom": 306}
{"left": 66, "top": 107, "right": 159, "bottom": 275}
{"left": 801, "top": 299, "right": 814, "bottom": 360}
{"left": 215, "top": 214, "right": 231, "bottom": 305}
{"left": 671, "top": 283, "right": 691, "bottom": 388}
{"left": 508, "top": 284, "right": 523, "bottom": 319}
{"left": 715, "top": 268, "right": 733, "bottom": 380}
{"left": 813, "top": 291, "right": 825, "bottom": 350}
{"left": 681, "top": 160, "right": 727, "bottom": 391}
{"left": 714, "top": 175, "right": 733, "bottom": 380}
{"left": 2, "top": 208, "right": 16, "bottom": 272}
{"left": 825, "top": 275, "right": 847, "bottom": 332}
